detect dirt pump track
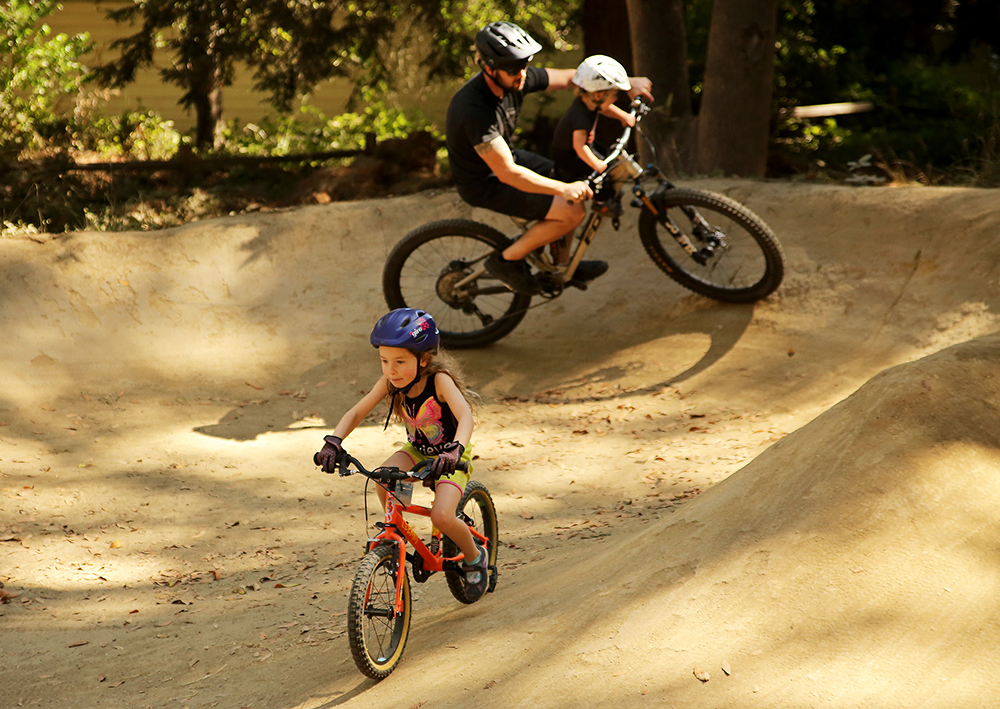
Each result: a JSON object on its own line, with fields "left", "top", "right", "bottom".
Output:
{"left": 3, "top": 180, "right": 1000, "bottom": 708}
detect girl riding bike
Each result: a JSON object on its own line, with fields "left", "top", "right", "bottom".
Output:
{"left": 313, "top": 308, "right": 489, "bottom": 597}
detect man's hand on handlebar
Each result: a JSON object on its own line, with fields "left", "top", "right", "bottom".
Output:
{"left": 561, "top": 180, "right": 593, "bottom": 205}
{"left": 627, "top": 77, "right": 653, "bottom": 103}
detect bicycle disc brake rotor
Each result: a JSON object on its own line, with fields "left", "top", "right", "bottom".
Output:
{"left": 436, "top": 260, "right": 474, "bottom": 307}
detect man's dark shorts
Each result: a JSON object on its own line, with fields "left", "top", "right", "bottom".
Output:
{"left": 455, "top": 149, "right": 555, "bottom": 222}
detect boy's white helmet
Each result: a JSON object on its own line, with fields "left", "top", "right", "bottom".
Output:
{"left": 573, "top": 55, "right": 630, "bottom": 92}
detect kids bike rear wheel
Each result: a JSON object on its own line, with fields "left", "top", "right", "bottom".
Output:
{"left": 443, "top": 480, "right": 499, "bottom": 604}
{"left": 638, "top": 187, "right": 784, "bottom": 303}
{"left": 347, "top": 544, "right": 412, "bottom": 680}
{"left": 383, "top": 219, "right": 532, "bottom": 349}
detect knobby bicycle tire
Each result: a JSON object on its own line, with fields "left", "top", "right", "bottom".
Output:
{"left": 638, "top": 187, "right": 784, "bottom": 303}
{"left": 443, "top": 480, "right": 499, "bottom": 604}
{"left": 383, "top": 220, "right": 532, "bottom": 348}
{"left": 346, "top": 544, "right": 412, "bottom": 680}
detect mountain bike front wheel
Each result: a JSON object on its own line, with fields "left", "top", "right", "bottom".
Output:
{"left": 383, "top": 220, "right": 532, "bottom": 349}
{"left": 444, "top": 480, "right": 499, "bottom": 604}
{"left": 638, "top": 187, "right": 784, "bottom": 302}
{"left": 347, "top": 545, "right": 411, "bottom": 680}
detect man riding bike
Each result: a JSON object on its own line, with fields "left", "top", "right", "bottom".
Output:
{"left": 445, "top": 21, "right": 653, "bottom": 295}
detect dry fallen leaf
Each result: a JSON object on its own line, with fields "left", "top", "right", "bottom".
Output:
{"left": 693, "top": 667, "right": 710, "bottom": 682}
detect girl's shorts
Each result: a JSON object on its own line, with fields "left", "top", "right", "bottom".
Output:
{"left": 400, "top": 443, "right": 473, "bottom": 492}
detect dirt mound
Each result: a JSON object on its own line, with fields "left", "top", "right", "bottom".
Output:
{"left": 3, "top": 180, "right": 1000, "bottom": 708}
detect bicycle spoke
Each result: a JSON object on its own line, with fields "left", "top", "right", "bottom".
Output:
{"left": 384, "top": 220, "right": 532, "bottom": 348}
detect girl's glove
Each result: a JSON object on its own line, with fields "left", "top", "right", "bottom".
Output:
{"left": 314, "top": 435, "right": 343, "bottom": 473}
{"left": 430, "top": 442, "right": 464, "bottom": 479}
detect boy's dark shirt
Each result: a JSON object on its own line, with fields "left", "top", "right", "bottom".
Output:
{"left": 551, "top": 96, "right": 600, "bottom": 181}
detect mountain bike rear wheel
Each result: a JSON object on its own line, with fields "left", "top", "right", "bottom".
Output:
{"left": 383, "top": 220, "right": 532, "bottom": 348}
{"left": 638, "top": 187, "right": 784, "bottom": 302}
{"left": 347, "top": 545, "right": 411, "bottom": 680}
{"left": 444, "top": 480, "right": 499, "bottom": 603}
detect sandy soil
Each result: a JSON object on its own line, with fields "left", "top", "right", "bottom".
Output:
{"left": 3, "top": 179, "right": 1000, "bottom": 708}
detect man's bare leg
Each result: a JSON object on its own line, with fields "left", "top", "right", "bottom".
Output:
{"left": 500, "top": 197, "right": 585, "bottom": 261}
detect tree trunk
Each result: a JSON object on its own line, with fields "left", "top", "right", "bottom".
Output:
{"left": 625, "top": 0, "right": 694, "bottom": 175}
{"left": 187, "top": 15, "right": 226, "bottom": 150}
{"left": 583, "top": 0, "right": 636, "bottom": 151}
{"left": 695, "top": 0, "right": 779, "bottom": 177}
{"left": 582, "top": 0, "right": 633, "bottom": 72}
{"left": 192, "top": 69, "right": 224, "bottom": 150}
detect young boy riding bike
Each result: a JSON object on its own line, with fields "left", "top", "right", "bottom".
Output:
{"left": 551, "top": 55, "right": 636, "bottom": 195}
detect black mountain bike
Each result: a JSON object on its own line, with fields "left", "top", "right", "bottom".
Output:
{"left": 383, "top": 98, "right": 785, "bottom": 348}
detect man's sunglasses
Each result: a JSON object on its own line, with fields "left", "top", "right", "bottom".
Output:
{"left": 496, "top": 60, "right": 530, "bottom": 74}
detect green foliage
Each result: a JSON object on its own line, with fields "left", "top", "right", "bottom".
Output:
{"left": 221, "top": 96, "right": 435, "bottom": 157}
{"left": 83, "top": 111, "right": 183, "bottom": 161}
{"left": 0, "top": 0, "right": 91, "bottom": 156}
{"left": 93, "top": 0, "right": 579, "bottom": 148}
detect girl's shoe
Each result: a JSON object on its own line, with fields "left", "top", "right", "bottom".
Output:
{"left": 461, "top": 543, "right": 489, "bottom": 598}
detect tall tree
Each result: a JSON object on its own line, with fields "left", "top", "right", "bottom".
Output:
{"left": 626, "top": 0, "right": 693, "bottom": 174}
{"left": 582, "top": 0, "right": 632, "bottom": 71}
{"left": 695, "top": 0, "right": 779, "bottom": 176}
{"left": 93, "top": 1, "right": 574, "bottom": 150}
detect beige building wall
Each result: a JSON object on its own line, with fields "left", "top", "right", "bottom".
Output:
{"left": 48, "top": 0, "right": 377, "bottom": 133}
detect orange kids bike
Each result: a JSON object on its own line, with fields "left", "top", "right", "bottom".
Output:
{"left": 325, "top": 448, "right": 499, "bottom": 679}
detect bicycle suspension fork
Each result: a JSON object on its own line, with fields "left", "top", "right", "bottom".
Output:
{"left": 632, "top": 184, "right": 711, "bottom": 265}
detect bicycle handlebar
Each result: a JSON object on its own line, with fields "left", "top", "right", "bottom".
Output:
{"left": 586, "top": 97, "right": 651, "bottom": 192}
{"left": 319, "top": 449, "right": 468, "bottom": 482}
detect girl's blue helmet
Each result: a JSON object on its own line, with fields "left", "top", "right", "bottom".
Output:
{"left": 370, "top": 308, "right": 440, "bottom": 352}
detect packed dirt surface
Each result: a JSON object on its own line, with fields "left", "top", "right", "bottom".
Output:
{"left": 3, "top": 180, "right": 1000, "bottom": 708}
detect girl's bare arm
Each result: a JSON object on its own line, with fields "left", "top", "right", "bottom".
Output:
{"left": 331, "top": 377, "right": 390, "bottom": 440}
{"left": 435, "top": 373, "right": 474, "bottom": 449}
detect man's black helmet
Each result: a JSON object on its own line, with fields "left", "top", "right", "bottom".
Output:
{"left": 475, "top": 21, "right": 542, "bottom": 70}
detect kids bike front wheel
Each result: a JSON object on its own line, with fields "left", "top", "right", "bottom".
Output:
{"left": 638, "top": 187, "right": 784, "bottom": 302}
{"left": 383, "top": 220, "right": 532, "bottom": 349}
{"left": 347, "top": 544, "right": 412, "bottom": 680}
{"left": 443, "top": 480, "right": 499, "bottom": 604}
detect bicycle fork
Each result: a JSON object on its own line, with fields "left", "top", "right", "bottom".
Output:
{"left": 633, "top": 186, "right": 716, "bottom": 265}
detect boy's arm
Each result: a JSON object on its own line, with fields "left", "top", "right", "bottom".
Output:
{"left": 330, "top": 377, "right": 390, "bottom": 440}
{"left": 600, "top": 103, "right": 635, "bottom": 128}
{"left": 573, "top": 129, "right": 608, "bottom": 173}
{"left": 435, "top": 373, "right": 473, "bottom": 450}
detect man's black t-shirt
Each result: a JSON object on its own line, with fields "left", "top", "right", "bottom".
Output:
{"left": 445, "top": 66, "right": 550, "bottom": 189}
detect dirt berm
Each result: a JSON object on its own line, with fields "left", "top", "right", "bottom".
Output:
{"left": 2, "top": 180, "right": 1000, "bottom": 708}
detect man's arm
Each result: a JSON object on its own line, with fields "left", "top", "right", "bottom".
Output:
{"left": 549, "top": 66, "right": 653, "bottom": 102}
{"left": 544, "top": 68, "right": 577, "bottom": 91}
{"left": 476, "top": 137, "right": 592, "bottom": 203}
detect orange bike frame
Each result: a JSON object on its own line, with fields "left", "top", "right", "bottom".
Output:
{"left": 374, "top": 486, "right": 489, "bottom": 614}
